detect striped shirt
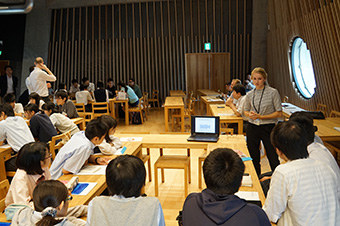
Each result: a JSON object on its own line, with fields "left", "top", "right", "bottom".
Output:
{"left": 263, "top": 158, "right": 340, "bottom": 226}
{"left": 244, "top": 85, "right": 282, "bottom": 125}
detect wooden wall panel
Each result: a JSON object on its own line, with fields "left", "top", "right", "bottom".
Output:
{"left": 48, "top": 0, "right": 252, "bottom": 102}
{"left": 267, "top": 0, "right": 340, "bottom": 114}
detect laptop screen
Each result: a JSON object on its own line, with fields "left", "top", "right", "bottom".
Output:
{"left": 192, "top": 116, "right": 219, "bottom": 134}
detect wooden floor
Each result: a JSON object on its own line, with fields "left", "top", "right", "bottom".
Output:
{"left": 115, "top": 107, "right": 271, "bottom": 226}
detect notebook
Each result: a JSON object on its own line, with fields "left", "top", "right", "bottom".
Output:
{"left": 187, "top": 116, "right": 220, "bottom": 142}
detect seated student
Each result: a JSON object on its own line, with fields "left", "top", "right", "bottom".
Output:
{"left": 12, "top": 180, "right": 87, "bottom": 226}
{"left": 76, "top": 84, "right": 93, "bottom": 112}
{"left": 3, "top": 93, "right": 24, "bottom": 116}
{"left": 69, "top": 78, "right": 80, "bottom": 99}
{"left": 128, "top": 77, "right": 143, "bottom": 98}
{"left": 118, "top": 81, "right": 139, "bottom": 107}
{"left": 82, "top": 77, "right": 95, "bottom": 98}
{"left": 289, "top": 111, "right": 340, "bottom": 182}
{"left": 96, "top": 115, "right": 122, "bottom": 155}
{"left": 94, "top": 80, "right": 109, "bottom": 103}
{"left": 5, "top": 142, "right": 51, "bottom": 207}
{"left": 87, "top": 155, "right": 165, "bottom": 226}
{"left": 24, "top": 103, "right": 57, "bottom": 143}
{"left": 225, "top": 84, "right": 248, "bottom": 133}
{"left": 28, "top": 92, "right": 45, "bottom": 110}
{"left": 50, "top": 119, "right": 109, "bottom": 179}
{"left": 106, "top": 78, "right": 116, "bottom": 98}
{"left": 42, "top": 103, "right": 80, "bottom": 136}
{"left": 0, "top": 104, "right": 34, "bottom": 171}
{"left": 55, "top": 91, "right": 79, "bottom": 118}
{"left": 56, "top": 83, "right": 67, "bottom": 93}
{"left": 181, "top": 148, "right": 271, "bottom": 226}
{"left": 263, "top": 121, "right": 340, "bottom": 225}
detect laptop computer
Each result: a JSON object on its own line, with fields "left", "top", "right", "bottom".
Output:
{"left": 187, "top": 116, "right": 220, "bottom": 142}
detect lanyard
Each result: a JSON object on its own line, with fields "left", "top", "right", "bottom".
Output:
{"left": 253, "top": 86, "right": 265, "bottom": 114}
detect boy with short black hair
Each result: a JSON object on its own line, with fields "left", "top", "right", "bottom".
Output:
{"left": 94, "top": 80, "right": 109, "bottom": 102}
{"left": 50, "top": 118, "right": 110, "bottom": 179}
{"left": 69, "top": 78, "right": 80, "bottom": 99}
{"left": 87, "top": 155, "right": 165, "bottom": 226}
{"left": 24, "top": 103, "right": 57, "bottom": 143}
{"left": 181, "top": 148, "right": 271, "bottom": 226}
{"left": 76, "top": 84, "right": 93, "bottom": 112}
{"left": 264, "top": 121, "right": 340, "bottom": 225}
{"left": 3, "top": 93, "right": 24, "bottom": 116}
{"left": 128, "top": 78, "right": 143, "bottom": 98}
{"left": 0, "top": 103, "right": 34, "bottom": 171}
{"left": 55, "top": 90, "right": 79, "bottom": 118}
{"left": 106, "top": 78, "right": 116, "bottom": 98}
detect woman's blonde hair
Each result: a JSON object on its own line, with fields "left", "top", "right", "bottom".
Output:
{"left": 251, "top": 67, "right": 268, "bottom": 80}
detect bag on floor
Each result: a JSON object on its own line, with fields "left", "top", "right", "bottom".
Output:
{"left": 132, "top": 112, "right": 142, "bottom": 124}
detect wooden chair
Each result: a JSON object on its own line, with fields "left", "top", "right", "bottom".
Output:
{"left": 50, "top": 131, "right": 71, "bottom": 160}
{"left": 317, "top": 103, "right": 327, "bottom": 117}
{"left": 0, "top": 179, "right": 10, "bottom": 212}
{"left": 324, "top": 141, "right": 340, "bottom": 167}
{"left": 171, "top": 97, "right": 196, "bottom": 131}
{"left": 75, "top": 103, "right": 93, "bottom": 123}
{"left": 198, "top": 129, "right": 233, "bottom": 189}
{"left": 330, "top": 110, "right": 340, "bottom": 118}
{"left": 148, "top": 89, "right": 160, "bottom": 109}
{"left": 119, "top": 131, "right": 152, "bottom": 182}
{"left": 128, "top": 97, "right": 145, "bottom": 123}
{"left": 155, "top": 132, "right": 191, "bottom": 197}
{"left": 142, "top": 92, "right": 149, "bottom": 114}
{"left": 92, "top": 102, "right": 110, "bottom": 119}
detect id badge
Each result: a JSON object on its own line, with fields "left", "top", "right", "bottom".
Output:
{"left": 253, "top": 119, "right": 260, "bottom": 126}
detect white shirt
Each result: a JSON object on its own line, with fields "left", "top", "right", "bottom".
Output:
{"left": 97, "top": 135, "right": 122, "bottom": 155}
{"left": 7, "top": 75, "right": 14, "bottom": 93}
{"left": 0, "top": 116, "right": 34, "bottom": 152}
{"left": 76, "top": 90, "right": 93, "bottom": 105}
{"left": 87, "top": 82, "right": 95, "bottom": 92}
{"left": 263, "top": 158, "right": 340, "bottom": 226}
{"left": 27, "top": 67, "right": 56, "bottom": 97}
{"left": 28, "top": 99, "right": 45, "bottom": 111}
{"left": 14, "top": 103, "right": 24, "bottom": 114}
{"left": 307, "top": 142, "right": 340, "bottom": 183}
{"left": 5, "top": 168, "right": 51, "bottom": 207}
{"left": 50, "top": 131, "right": 95, "bottom": 179}
{"left": 49, "top": 113, "right": 80, "bottom": 136}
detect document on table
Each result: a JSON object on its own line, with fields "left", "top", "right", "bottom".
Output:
{"left": 115, "top": 146, "right": 127, "bottom": 155}
{"left": 71, "top": 182, "right": 97, "bottom": 196}
{"left": 218, "top": 113, "right": 235, "bottom": 116}
{"left": 235, "top": 191, "right": 260, "bottom": 201}
{"left": 334, "top": 127, "right": 340, "bottom": 132}
{"left": 0, "top": 144, "right": 11, "bottom": 149}
{"left": 241, "top": 175, "right": 253, "bottom": 187}
{"left": 77, "top": 165, "right": 106, "bottom": 175}
{"left": 120, "top": 137, "right": 143, "bottom": 142}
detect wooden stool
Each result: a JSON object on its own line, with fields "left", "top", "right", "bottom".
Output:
{"left": 154, "top": 148, "right": 191, "bottom": 197}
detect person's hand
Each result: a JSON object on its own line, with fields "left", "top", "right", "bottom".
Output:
{"left": 259, "top": 176, "right": 272, "bottom": 182}
{"left": 96, "top": 157, "right": 111, "bottom": 165}
{"left": 249, "top": 111, "right": 261, "bottom": 120}
{"left": 225, "top": 97, "right": 233, "bottom": 106}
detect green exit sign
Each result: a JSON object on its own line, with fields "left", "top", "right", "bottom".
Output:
{"left": 204, "top": 42, "right": 211, "bottom": 51}
{"left": 0, "top": 50, "right": 2, "bottom": 55}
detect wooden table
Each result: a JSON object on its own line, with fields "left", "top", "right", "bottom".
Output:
{"left": 70, "top": 117, "right": 86, "bottom": 130}
{"left": 170, "top": 90, "right": 186, "bottom": 98}
{"left": 314, "top": 117, "right": 340, "bottom": 142}
{"left": 201, "top": 96, "right": 225, "bottom": 115}
{"left": 164, "top": 97, "right": 185, "bottom": 132}
{"left": 109, "top": 98, "right": 129, "bottom": 126}
{"left": 209, "top": 104, "right": 244, "bottom": 134}
{"left": 197, "top": 89, "right": 220, "bottom": 97}
{"left": 117, "top": 134, "right": 266, "bottom": 205}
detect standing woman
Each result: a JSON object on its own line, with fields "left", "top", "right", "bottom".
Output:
{"left": 243, "top": 67, "right": 282, "bottom": 176}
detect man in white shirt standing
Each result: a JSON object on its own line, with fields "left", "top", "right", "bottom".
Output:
{"left": 263, "top": 121, "right": 340, "bottom": 226}
{"left": 27, "top": 57, "right": 56, "bottom": 103}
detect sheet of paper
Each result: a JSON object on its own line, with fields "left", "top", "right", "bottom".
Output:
{"left": 241, "top": 175, "right": 253, "bottom": 187}
{"left": 218, "top": 113, "right": 235, "bottom": 116}
{"left": 334, "top": 127, "right": 340, "bottom": 132}
{"left": 235, "top": 191, "right": 260, "bottom": 201}
{"left": 0, "top": 144, "right": 11, "bottom": 149}
{"left": 71, "top": 182, "right": 97, "bottom": 196}
{"left": 120, "top": 137, "right": 143, "bottom": 142}
{"left": 76, "top": 165, "right": 106, "bottom": 175}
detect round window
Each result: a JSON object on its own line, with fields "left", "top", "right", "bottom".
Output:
{"left": 291, "top": 37, "right": 316, "bottom": 99}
